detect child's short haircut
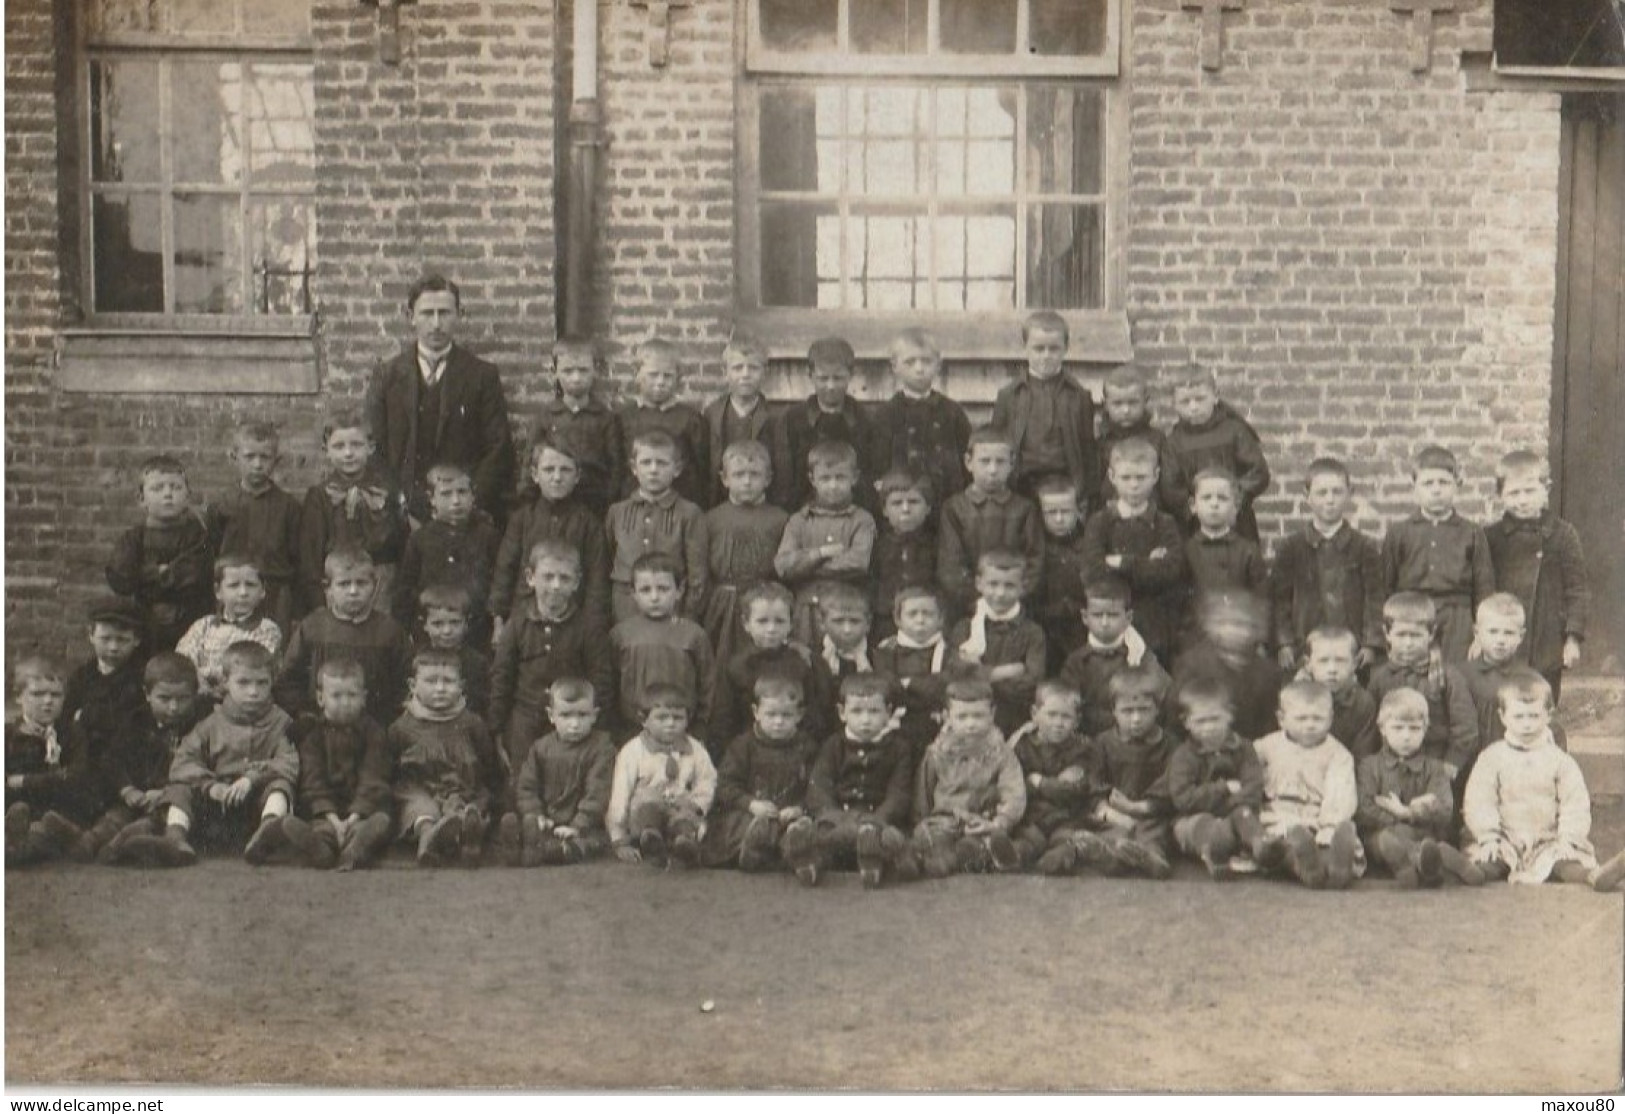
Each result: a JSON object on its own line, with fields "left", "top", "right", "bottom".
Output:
{"left": 945, "top": 675, "right": 996, "bottom": 707}
{"left": 816, "top": 582, "right": 870, "bottom": 618}
{"left": 1476, "top": 592, "right": 1526, "bottom": 627}
{"left": 529, "top": 437, "right": 582, "bottom": 469}
{"left": 839, "top": 672, "right": 895, "bottom": 708}
{"left": 419, "top": 583, "right": 473, "bottom": 618}
{"left": 891, "top": 584, "right": 943, "bottom": 620}
{"left": 742, "top": 581, "right": 793, "bottom": 617}
{"left": 1170, "top": 363, "right": 1216, "bottom": 391}
{"left": 213, "top": 552, "right": 262, "bottom": 586}
{"left": 887, "top": 327, "right": 940, "bottom": 364}
{"left": 806, "top": 439, "right": 858, "bottom": 473}
{"left": 1033, "top": 679, "right": 1082, "bottom": 711}
{"left": 725, "top": 330, "right": 769, "bottom": 364}
{"left": 407, "top": 272, "right": 462, "bottom": 312}
{"left": 753, "top": 675, "right": 804, "bottom": 707}
{"left": 1305, "top": 457, "right": 1351, "bottom": 490}
{"left": 324, "top": 547, "right": 376, "bottom": 582}
{"left": 143, "top": 652, "right": 200, "bottom": 693}
{"left": 1496, "top": 667, "right": 1552, "bottom": 711}
{"left": 1494, "top": 449, "right": 1549, "bottom": 492}
{"left": 1278, "top": 679, "right": 1333, "bottom": 715}
{"left": 1382, "top": 591, "right": 1437, "bottom": 628}
{"left": 721, "top": 440, "right": 772, "bottom": 474}
{"left": 807, "top": 336, "right": 855, "bottom": 369}
{"left": 425, "top": 461, "right": 473, "bottom": 490}
{"left": 411, "top": 647, "right": 464, "bottom": 680}
{"left": 641, "top": 680, "right": 691, "bottom": 717}
{"left": 552, "top": 337, "right": 599, "bottom": 365}
{"left": 875, "top": 467, "right": 934, "bottom": 505}
{"left": 1034, "top": 474, "right": 1079, "bottom": 501}
{"left": 1191, "top": 467, "right": 1238, "bottom": 498}
{"left": 1021, "top": 309, "right": 1069, "bottom": 345}
{"left": 221, "top": 640, "right": 275, "bottom": 679}
{"left": 630, "top": 428, "right": 679, "bottom": 459}
{"left": 635, "top": 337, "right": 679, "bottom": 366}
{"left": 1411, "top": 444, "right": 1460, "bottom": 479}
{"left": 1175, "top": 676, "right": 1233, "bottom": 719}
{"left": 547, "top": 676, "right": 597, "bottom": 706}
{"left": 1083, "top": 574, "right": 1133, "bottom": 609}
{"left": 1377, "top": 686, "right": 1429, "bottom": 725}
{"left": 1103, "top": 365, "right": 1148, "bottom": 395}
{"left": 1109, "top": 437, "right": 1160, "bottom": 470}
{"left": 1304, "top": 626, "right": 1359, "bottom": 657}
{"left": 630, "top": 551, "right": 685, "bottom": 587}
{"left": 233, "top": 422, "right": 280, "bottom": 450}
{"left": 316, "top": 657, "right": 367, "bottom": 691}
{"left": 967, "top": 425, "right": 1015, "bottom": 453}
{"left": 528, "top": 539, "right": 582, "bottom": 573}
{"left": 1109, "top": 664, "right": 1168, "bottom": 705}
{"left": 12, "top": 656, "right": 64, "bottom": 695}
{"left": 137, "top": 454, "right": 187, "bottom": 486}
{"left": 976, "top": 549, "right": 1027, "bottom": 578}
{"left": 322, "top": 408, "right": 371, "bottom": 445}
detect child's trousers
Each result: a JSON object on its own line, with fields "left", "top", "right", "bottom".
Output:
{"left": 1173, "top": 808, "right": 1263, "bottom": 864}
{"left": 161, "top": 780, "right": 293, "bottom": 851}
{"left": 398, "top": 788, "right": 483, "bottom": 834}
{"left": 628, "top": 799, "right": 704, "bottom": 844}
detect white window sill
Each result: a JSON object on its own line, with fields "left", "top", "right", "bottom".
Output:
{"left": 56, "top": 326, "right": 320, "bottom": 394}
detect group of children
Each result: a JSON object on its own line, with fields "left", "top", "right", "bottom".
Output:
{"left": 6, "top": 311, "right": 1623, "bottom": 894}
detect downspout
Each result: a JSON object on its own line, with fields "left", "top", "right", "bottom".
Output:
{"left": 562, "top": 0, "right": 602, "bottom": 340}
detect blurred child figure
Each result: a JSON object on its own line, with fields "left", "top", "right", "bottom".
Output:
{"left": 496, "top": 678, "right": 618, "bottom": 867}
{"left": 1164, "top": 364, "right": 1271, "bottom": 542}
{"left": 175, "top": 554, "right": 283, "bottom": 703}
{"left": 490, "top": 541, "right": 613, "bottom": 771}
{"left": 1059, "top": 576, "right": 1163, "bottom": 738}
{"left": 278, "top": 659, "right": 393, "bottom": 871}
{"left": 1033, "top": 474, "right": 1090, "bottom": 666}
{"left": 950, "top": 551, "right": 1046, "bottom": 737}
{"left": 275, "top": 549, "right": 414, "bottom": 727}
{"left": 618, "top": 337, "right": 710, "bottom": 508}
{"left": 607, "top": 682, "right": 718, "bottom": 869}
{"left": 528, "top": 338, "right": 623, "bottom": 514}
{"left": 392, "top": 462, "right": 500, "bottom": 647}
{"left": 1170, "top": 589, "right": 1282, "bottom": 743}
{"left": 1165, "top": 678, "right": 1264, "bottom": 879}
{"left": 911, "top": 677, "right": 1025, "bottom": 878}
{"left": 1082, "top": 438, "right": 1187, "bottom": 662}
{"left": 607, "top": 430, "right": 709, "bottom": 624}
{"left": 709, "top": 582, "right": 818, "bottom": 747}
{"left": 803, "top": 674, "right": 919, "bottom": 888}
{"left": 610, "top": 553, "right": 715, "bottom": 746}
{"left": 703, "top": 676, "right": 819, "bottom": 873}
{"left": 1366, "top": 592, "right": 1479, "bottom": 785}
{"left": 1096, "top": 365, "right": 1178, "bottom": 514}
{"left": 1460, "top": 594, "right": 1540, "bottom": 749}
{"left": 774, "top": 440, "right": 876, "bottom": 647}
{"left": 1484, "top": 450, "right": 1589, "bottom": 704}
{"left": 106, "top": 454, "right": 215, "bottom": 650}
{"left": 872, "top": 587, "right": 952, "bottom": 762}
{"left": 1269, "top": 458, "right": 1383, "bottom": 672}
{"left": 58, "top": 597, "right": 149, "bottom": 816}
{"left": 703, "top": 332, "right": 779, "bottom": 509}
{"left": 490, "top": 441, "right": 611, "bottom": 639}
{"left": 416, "top": 584, "right": 491, "bottom": 721}
{"left": 1182, "top": 469, "right": 1267, "bottom": 641}
{"left": 1008, "top": 683, "right": 1103, "bottom": 874}
{"left": 937, "top": 426, "right": 1044, "bottom": 616}
{"left": 1300, "top": 626, "right": 1378, "bottom": 760}
{"left": 1253, "top": 681, "right": 1362, "bottom": 890}
{"left": 1463, "top": 670, "right": 1596, "bottom": 886}
{"left": 872, "top": 329, "right": 971, "bottom": 507}
{"left": 701, "top": 441, "right": 789, "bottom": 670}
{"left": 1085, "top": 665, "right": 1176, "bottom": 879}
{"left": 390, "top": 649, "right": 506, "bottom": 868}
{"left": 991, "top": 311, "right": 1099, "bottom": 502}
{"left": 1356, "top": 688, "right": 1483, "bottom": 888}
{"left": 771, "top": 336, "right": 877, "bottom": 514}
{"left": 210, "top": 422, "right": 302, "bottom": 636}
{"left": 5, "top": 656, "right": 83, "bottom": 865}
{"left": 870, "top": 469, "right": 937, "bottom": 641}
{"left": 298, "top": 410, "right": 407, "bottom": 615}
{"left": 1381, "top": 444, "right": 1494, "bottom": 664}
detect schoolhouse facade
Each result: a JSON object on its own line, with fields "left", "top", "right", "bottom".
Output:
{"left": 4, "top": 0, "right": 1622, "bottom": 670}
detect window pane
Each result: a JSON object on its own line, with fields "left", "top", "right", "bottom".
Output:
{"left": 1027, "top": 87, "right": 1102, "bottom": 195}
{"left": 851, "top": 211, "right": 926, "bottom": 308}
{"left": 759, "top": 86, "right": 822, "bottom": 192}
{"left": 170, "top": 0, "right": 235, "bottom": 34}
{"left": 249, "top": 199, "right": 315, "bottom": 315}
{"left": 174, "top": 194, "right": 243, "bottom": 313}
{"left": 941, "top": 0, "right": 1017, "bottom": 54}
{"left": 849, "top": 87, "right": 926, "bottom": 195}
{"left": 244, "top": 0, "right": 311, "bottom": 37}
{"left": 759, "top": 0, "right": 838, "bottom": 52}
{"left": 90, "top": 0, "right": 160, "bottom": 35}
{"left": 92, "top": 194, "right": 164, "bottom": 312}
{"left": 172, "top": 61, "right": 243, "bottom": 184}
{"left": 1030, "top": 0, "right": 1109, "bottom": 56}
{"left": 246, "top": 63, "right": 315, "bottom": 189}
{"left": 851, "top": 0, "right": 928, "bottom": 54}
{"left": 760, "top": 201, "right": 832, "bottom": 307}
{"left": 935, "top": 89, "right": 1015, "bottom": 197}
{"left": 90, "top": 60, "right": 161, "bottom": 184}
{"left": 1027, "top": 204, "right": 1103, "bottom": 309}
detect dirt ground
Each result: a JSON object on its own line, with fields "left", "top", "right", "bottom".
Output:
{"left": 7, "top": 806, "right": 1624, "bottom": 1094}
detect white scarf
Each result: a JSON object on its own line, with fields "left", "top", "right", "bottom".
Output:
{"left": 821, "top": 635, "right": 871, "bottom": 675}
{"left": 1088, "top": 626, "right": 1148, "bottom": 667}
{"left": 885, "top": 630, "right": 946, "bottom": 674}
{"left": 959, "top": 600, "right": 1021, "bottom": 663}
{"left": 21, "top": 720, "right": 59, "bottom": 765}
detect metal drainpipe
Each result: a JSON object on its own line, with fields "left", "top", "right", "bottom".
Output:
{"left": 563, "top": 0, "right": 602, "bottom": 341}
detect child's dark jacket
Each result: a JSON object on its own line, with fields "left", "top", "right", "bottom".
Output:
{"left": 1170, "top": 642, "right": 1283, "bottom": 743}
{"left": 529, "top": 395, "right": 625, "bottom": 512}
{"left": 709, "top": 643, "right": 819, "bottom": 749}
{"left": 106, "top": 512, "right": 216, "bottom": 648}
{"left": 297, "top": 463, "right": 408, "bottom": 608}
{"left": 1080, "top": 504, "right": 1187, "bottom": 652}
{"left": 990, "top": 371, "right": 1099, "bottom": 496}
{"left": 1269, "top": 522, "right": 1384, "bottom": 654}
{"left": 393, "top": 511, "right": 501, "bottom": 628}
{"left": 937, "top": 488, "right": 1045, "bottom": 609}
{"left": 1010, "top": 724, "right": 1099, "bottom": 833}
{"left": 806, "top": 730, "right": 914, "bottom": 828}
{"left": 389, "top": 708, "right": 505, "bottom": 810}
{"left": 514, "top": 728, "right": 618, "bottom": 830}
{"left": 1059, "top": 641, "right": 1168, "bottom": 737}
{"left": 489, "top": 602, "right": 614, "bottom": 731}
{"left": 1165, "top": 731, "right": 1263, "bottom": 817}
{"left": 275, "top": 608, "right": 414, "bottom": 727}
{"left": 1165, "top": 400, "right": 1272, "bottom": 532}
{"left": 1355, "top": 749, "right": 1454, "bottom": 840}
{"left": 1096, "top": 417, "right": 1179, "bottom": 513}
{"left": 770, "top": 397, "right": 876, "bottom": 512}
{"left": 1366, "top": 659, "right": 1479, "bottom": 772}
{"left": 293, "top": 714, "right": 392, "bottom": 819}
{"left": 5, "top": 719, "right": 89, "bottom": 817}
{"left": 872, "top": 391, "right": 972, "bottom": 502}
{"left": 1484, "top": 511, "right": 1589, "bottom": 677}
{"left": 715, "top": 728, "right": 820, "bottom": 813}
{"left": 1087, "top": 726, "right": 1175, "bottom": 814}
{"left": 489, "top": 494, "right": 611, "bottom": 624}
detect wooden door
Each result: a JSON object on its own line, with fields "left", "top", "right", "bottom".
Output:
{"left": 1552, "top": 93, "right": 1625, "bottom": 672}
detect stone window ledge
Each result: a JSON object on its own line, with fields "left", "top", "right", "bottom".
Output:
{"left": 57, "top": 325, "right": 320, "bottom": 395}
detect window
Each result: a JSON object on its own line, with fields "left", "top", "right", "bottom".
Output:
{"left": 739, "top": 0, "right": 1129, "bottom": 358}
{"left": 79, "top": 0, "right": 315, "bottom": 325}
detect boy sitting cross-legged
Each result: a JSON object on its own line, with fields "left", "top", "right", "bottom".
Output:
{"left": 496, "top": 677, "right": 618, "bottom": 868}
{"left": 702, "top": 676, "right": 820, "bottom": 875}
{"left": 1007, "top": 682, "right": 1106, "bottom": 876}
{"left": 1085, "top": 664, "right": 1176, "bottom": 879}
{"left": 607, "top": 682, "right": 718, "bottom": 870}
{"left": 911, "top": 675, "right": 1026, "bottom": 878}
{"left": 1164, "top": 678, "right": 1265, "bottom": 880}
{"left": 93, "top": 654, "right": 204, "bottom": 865}
{"left": 803, "top": 674, "right": 919, "bottom": 889}
{"left": 1253, "top": 680, "right": 1362, "bottom": 890}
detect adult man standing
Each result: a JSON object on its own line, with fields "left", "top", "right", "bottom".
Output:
{"left": 364, "top": 274, "right": 517, "bottom": 525}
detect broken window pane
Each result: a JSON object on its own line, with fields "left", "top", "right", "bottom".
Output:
{"left": 171, "top": 61, "right": 243, "bottom": 184}
{"left": 92, "top": 193, "right": 164, "bottom": 312}
{"left": 91, "top": 60, "right": 161, "bottom": 184}
{"left": 1027, "top": 203, "right": 1103, "bottom": 308}
{"left": 173, "top": 194, "right": 242, "bottom": 313}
